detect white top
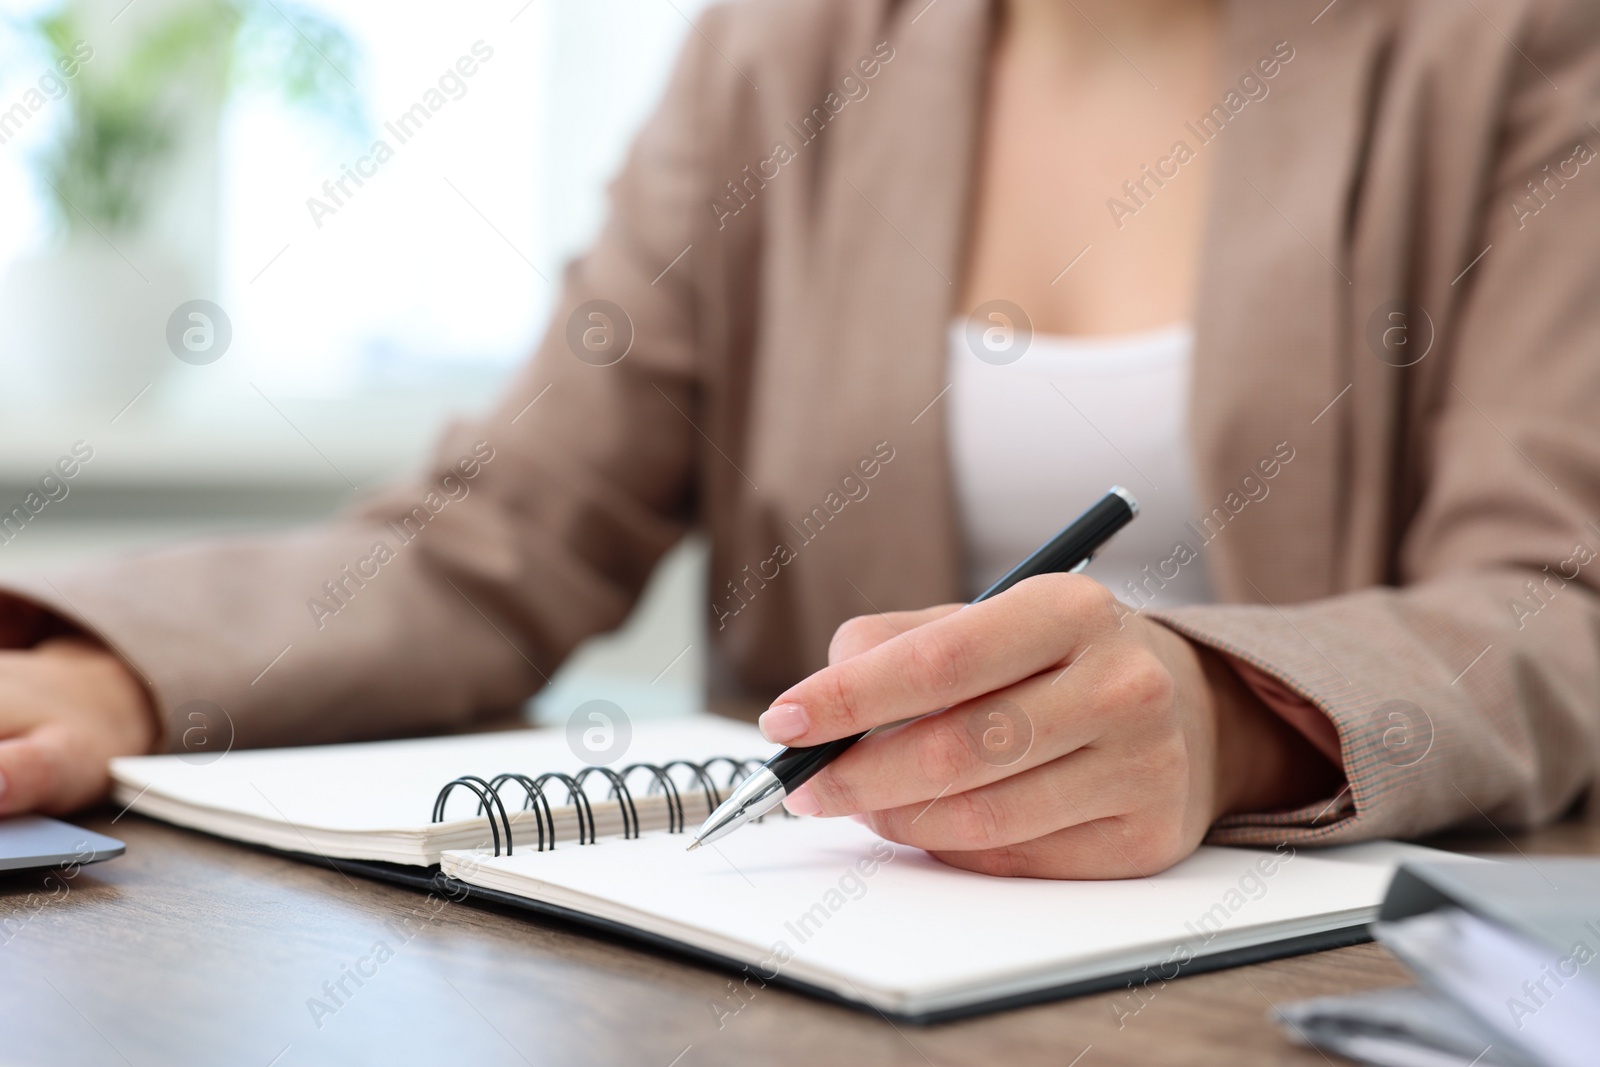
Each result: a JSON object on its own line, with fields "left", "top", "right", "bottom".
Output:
{"left": 947, "top": 319, "right": 1213, "bottom": 609}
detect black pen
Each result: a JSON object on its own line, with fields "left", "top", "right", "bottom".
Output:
{"left": 687, "top": 486, "right": 1139, "bottom": 851}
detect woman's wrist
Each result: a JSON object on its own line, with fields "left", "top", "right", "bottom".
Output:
{"left": 1, "top": 595, "right": 158, "bottom": 757}
{"left": 35, "top": 638, "right": 161, "bottom": 756}
{"left": 1196, "top": 642, "right": 1343, "bottom": 821}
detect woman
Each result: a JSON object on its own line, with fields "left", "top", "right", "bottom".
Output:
{"left": 2, "top": 0, "right": 1597, "bottom": 878}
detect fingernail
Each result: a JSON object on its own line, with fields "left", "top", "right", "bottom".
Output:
{"left": 759, "top": 702, "right": 808, "bottom": 744}
{"left": 783, "top": 783, "right": 822, "bottom": 817}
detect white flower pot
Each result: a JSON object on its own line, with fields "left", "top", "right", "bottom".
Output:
{"left": 0, "top": 242, "right": 192, "bottom": 413}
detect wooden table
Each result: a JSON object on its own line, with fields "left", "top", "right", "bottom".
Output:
{"left": 2, "top": 813, "right": 1595, "bottom": 1067}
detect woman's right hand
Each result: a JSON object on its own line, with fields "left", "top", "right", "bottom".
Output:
{"left": 0, "top": 626, "right": 156, "bottom": 815}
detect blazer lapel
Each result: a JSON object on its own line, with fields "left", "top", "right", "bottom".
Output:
{"left": 1189, "top": 0, "right": 1388, "bottom": 605}
{"left": 758, "top": 0, "right": 992, "bottom": 656}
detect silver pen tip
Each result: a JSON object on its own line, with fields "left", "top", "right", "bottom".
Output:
{"left": 685, "top": 838, "right": 702, "bottom": 852}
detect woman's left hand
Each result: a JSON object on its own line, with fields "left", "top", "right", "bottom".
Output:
{"left": 758, "top": 574, "right": 1336, "bottom": 879}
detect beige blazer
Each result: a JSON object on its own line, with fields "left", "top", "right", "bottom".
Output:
{"left": 14, "top": 0, "right": 1600, "bottom": 847}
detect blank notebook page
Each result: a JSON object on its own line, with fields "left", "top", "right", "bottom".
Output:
{"left": 442, "top": 816, "right": 1447, "bottom": 1017}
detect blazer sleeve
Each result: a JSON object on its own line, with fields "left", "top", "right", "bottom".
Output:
{"left": 0, "top": 9, "right": 745, "bottom": 751}
{"left": 1158, "top": 9, "right": 1600, "bottom": 846}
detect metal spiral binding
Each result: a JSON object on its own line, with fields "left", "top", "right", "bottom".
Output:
{"left": 430, "top": 755, "right": 771, "bottom": 856}
{"left": 430, "top": 775, "right": 510, "bottom": 856}
{"left": 575, "top": 766, "right": 638, "bottom": 840}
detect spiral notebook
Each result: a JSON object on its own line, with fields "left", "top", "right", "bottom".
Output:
{"left": 110, "top": 717, "right": 770, "bottom": 865}
{"left": 110, "top": 716, "right": 1454, "bottom": 1022}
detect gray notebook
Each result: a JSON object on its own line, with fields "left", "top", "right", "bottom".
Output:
{"left": 1278, "top": 857, "right": 1600, "bottom": 1067}
{"left": 0, "top": 815, "right": 123, "bottom": 873}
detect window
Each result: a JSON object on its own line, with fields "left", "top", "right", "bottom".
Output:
{"left": 2, "top": 0, "right": 711, "bottom": 417}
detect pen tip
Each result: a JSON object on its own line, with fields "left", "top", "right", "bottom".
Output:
{"left": 685, "top": 839, "right": 701, "bottom": 852}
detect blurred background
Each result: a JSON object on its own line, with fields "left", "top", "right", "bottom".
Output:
{"left": 0, "top": 0, "right": 710, "bottom": 724}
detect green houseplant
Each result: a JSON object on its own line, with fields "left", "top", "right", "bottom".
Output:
{"left": 29, "top": 0, "right": 363, "bottom": 235}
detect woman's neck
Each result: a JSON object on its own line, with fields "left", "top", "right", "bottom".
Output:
{"left": 959, "top": 0, "right": 1224, "bottom": 335}
{"left": 1000, "top": 0, "right": 1222, "bottom": 80}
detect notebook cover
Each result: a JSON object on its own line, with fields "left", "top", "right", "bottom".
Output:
{"left": 273, "top": 842, "right": 1374, "bottom": 1024}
